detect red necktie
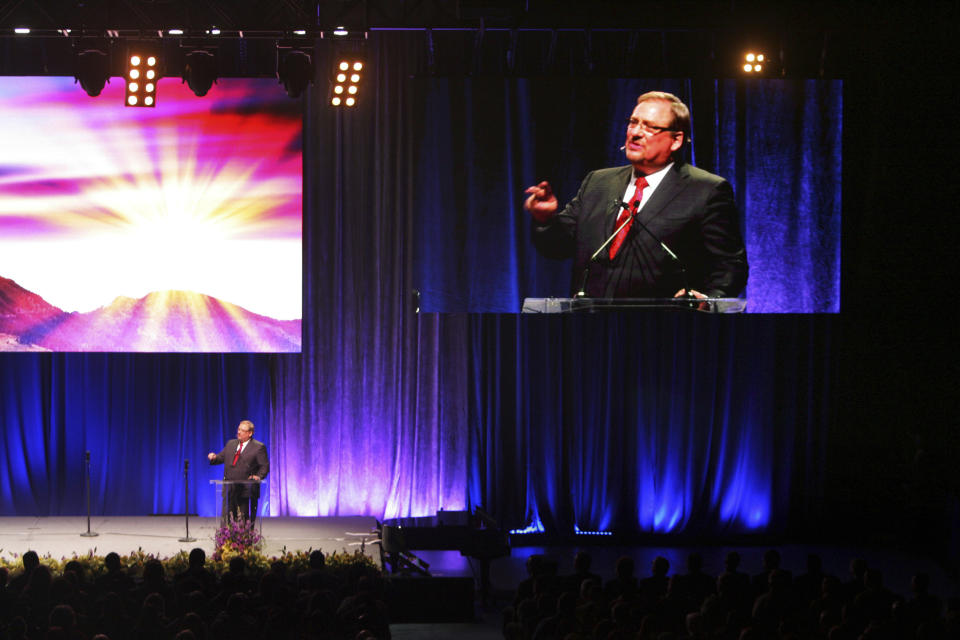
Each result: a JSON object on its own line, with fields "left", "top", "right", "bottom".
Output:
{"left": 609, "top": 175, "right": 648, "bottom": 260}
{"left": 232, "top": 443, "right": 242, "bottom": 466}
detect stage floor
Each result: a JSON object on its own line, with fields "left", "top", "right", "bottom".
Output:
{"left": 0, "top": 516, "right": 381, "bottom": 565}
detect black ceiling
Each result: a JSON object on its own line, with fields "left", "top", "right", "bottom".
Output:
{"left": 0, "top": 1, "right": 952, "bottom": 78}
{"left": 0, "top": 1, "right": 867, "bottom": 32}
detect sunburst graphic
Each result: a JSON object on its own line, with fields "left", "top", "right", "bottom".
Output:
{"left": 0, "top": 77, "right": 302, "bottom": 352}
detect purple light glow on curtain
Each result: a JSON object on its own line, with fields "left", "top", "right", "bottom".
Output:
{"left": 266, "top": 37, "right": 470, "bottom": 520}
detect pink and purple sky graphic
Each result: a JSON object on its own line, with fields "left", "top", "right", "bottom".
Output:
{"left": 0, "top": 77, "right": 302, "bottom": 345}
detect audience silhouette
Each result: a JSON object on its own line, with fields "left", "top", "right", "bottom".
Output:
{"left": 503, "top": 548, "right": 956, "bottom": 640}
{"left": 0, "top": 548, "right": 388, "bottom": 640}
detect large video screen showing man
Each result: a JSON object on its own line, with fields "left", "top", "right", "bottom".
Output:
{"left": 412, "top": 78, "right": 841, "bottom": 313}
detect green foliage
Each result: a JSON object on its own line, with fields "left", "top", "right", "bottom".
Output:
{"left": 0, "top": 546, "right": 379, "bottom": 581}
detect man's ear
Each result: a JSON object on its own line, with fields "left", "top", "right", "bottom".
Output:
{"left": 670, "top": 132, "right": 684, "bottom": 153}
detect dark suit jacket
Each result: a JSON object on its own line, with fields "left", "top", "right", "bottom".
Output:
{"left": 532, "top": 163, "right": 748, "bottom": 298}
{"left": 210, "top": 438, "right": 269, "bottom": 497}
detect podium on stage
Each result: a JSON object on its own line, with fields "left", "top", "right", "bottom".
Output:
{"left": 210, "top": 479, "right": 267, "bottom": 530}
{"left": 521, "top": 297, "right": 747, "bottom": 313}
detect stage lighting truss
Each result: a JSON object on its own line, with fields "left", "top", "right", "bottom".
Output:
{"left": 742, "top": 51, "right": 766, "bottom": 74}
{"left": 126, "top": 48, "right": 159, "bottom": 107}
{"left": 330, "top": 58, "right": 364, "bottom": 107}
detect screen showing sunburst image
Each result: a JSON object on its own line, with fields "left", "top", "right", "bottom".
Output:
{"left": 0, "top": 77, "right": 302, "bottom": 352}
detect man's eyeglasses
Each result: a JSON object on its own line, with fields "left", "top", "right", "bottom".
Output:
{"left": 626, "top": 117, "right": 678, "bottom": 137}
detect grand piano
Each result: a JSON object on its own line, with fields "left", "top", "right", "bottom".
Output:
{"left": 379, "top": 508, "right": 509, "bottom": 602}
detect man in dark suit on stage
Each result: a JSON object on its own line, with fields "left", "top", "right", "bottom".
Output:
{"left": 525, "top": 91, "right": 748, "bottom": 299}
{"left": 208, "top": 420, "right": 269, "bottom": 522}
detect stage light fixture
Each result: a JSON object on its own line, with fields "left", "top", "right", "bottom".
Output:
{"left": 742, "top": 52, "right": 766, "bottom": 73}
{"left": 14, "top": 28, "right": 30, "bottom": 34}
{"left": 183, "top": 50, "right": 218, "bottom": 97}
{"left": 74, "top": 49, "right": 110, "bottom": 97}
{"left": 277, "top": 50, "right": 313, "bottom": 98}
{"left": 126, "top": 50, "right": 159, "bottom": 107}
{"left": 330, "top": 58, "right": 365, "bottom": 108}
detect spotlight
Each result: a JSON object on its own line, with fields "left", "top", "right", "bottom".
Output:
{"left": 183, "top": 50, "right": 217, "bottom": 97}
{"left": 742, "top": 52, "right": 767, "bottom": 74}
{"left": 126, "top": 48, "right": 159, "bottom": 107}
{"left": 277, "top": 50, "right": 313, "bottom": 98}
{"left": 75, "top": 49, "right": 110, "bottom": 97}
{"left": 330, "top": 56, "right": 365, "bottom": 107}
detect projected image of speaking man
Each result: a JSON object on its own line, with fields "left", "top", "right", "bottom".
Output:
{"left": 524, "top": 91, "right": 748, "bottom": 299}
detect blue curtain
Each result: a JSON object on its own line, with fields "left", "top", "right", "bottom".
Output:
{"left": 412, "top": 78, "right": 842, "bottom": 312}
{"left": 0, "top": 33, "right": 835, "bottom": 537}
{"left": 466, "top": 314, "right": 832, "bottom": 535}
{"left": 715, "top": 80, "right": 843, "bottom": 312}
{"left": 266, "top": 36, "right": 471, "bottom": 519}
{"left": 0, "top": 354, "right": 270, "bottom": 515}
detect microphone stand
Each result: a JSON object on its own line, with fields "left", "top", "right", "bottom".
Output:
{"left": 576, "top": 201, "right": 696, "bottom": 304}
{"left": 178, "top": 459, "right": 196, "bottom": 542}
{"left": 575, "top": 202, "right": 636, "bottom": 298}
{"left": 80, "top": 451, "right": 98, "bottom": 537}
{"left": 626, "top": 207, "right": 695, "bottom": 303}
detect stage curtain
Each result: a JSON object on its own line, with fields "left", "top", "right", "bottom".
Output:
{"left": 713, "top": 79, "right": 843, "bottom": 312}
{"left": 0, "top": 353, "right": 270, "bottom": 516}
{"left": 267, "top": 35, "right": 471, "bottom": 519}
{"left": 465, "top": 314, "right": 833, "bottom": 535}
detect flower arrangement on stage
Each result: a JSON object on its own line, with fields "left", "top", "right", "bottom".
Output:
{"left": 0, "top": 546, "right": 378, "bottom": 579}
{"left": 212, "top": 515, "right": 263, "bottom": 562}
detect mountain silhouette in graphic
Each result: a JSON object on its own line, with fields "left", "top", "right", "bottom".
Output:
{"left": 0, "top": 275, "right": 68, "bottom": 351}
{"left": 0, "top": 277, "right": 300, "bottom": 352}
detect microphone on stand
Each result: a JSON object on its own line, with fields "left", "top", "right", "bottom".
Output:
{"left": 80, "top": 450, "right": 98, "bottom": 537}
{"left": 574, "top": 200, "right": 636, "bottom": 298}
{"left": 615, "top": 201, "right": 695, "bottom": 300}
{"left": 179, "top": 458, "right": 196, "bottom": 542}
{"left": 575, "top": 200, "right": 693, "bottom": 300}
